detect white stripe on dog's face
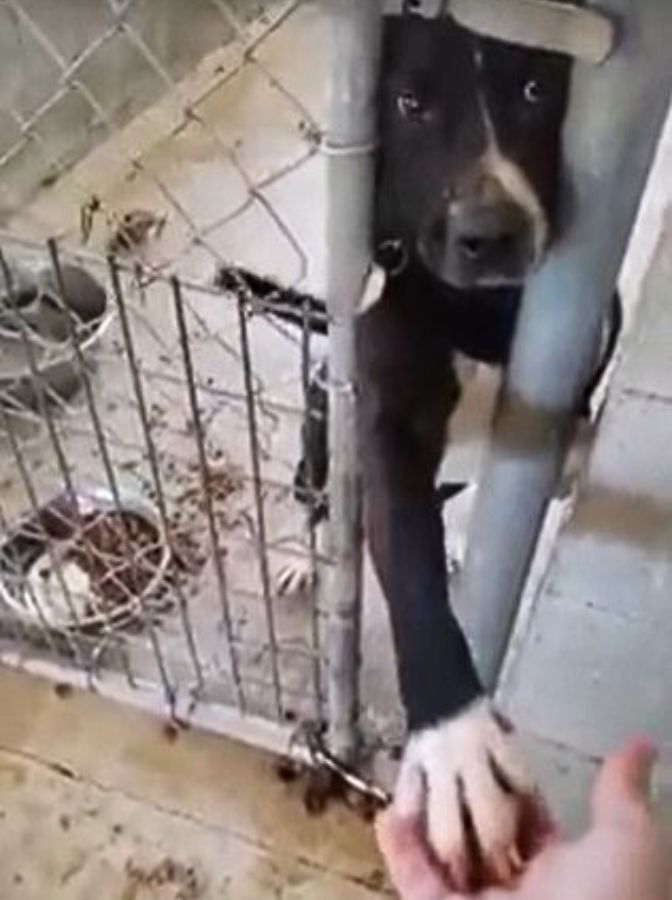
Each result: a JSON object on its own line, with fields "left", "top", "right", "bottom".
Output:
{"left": 478, "top": 87, "right": 549, "bottom": 265}
{"left": 482, "top": 144, "right": 549, "bottom": 264}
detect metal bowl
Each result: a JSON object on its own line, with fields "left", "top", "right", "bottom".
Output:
{"left": 0, "top": 485, "right": 171, "bottom": 634}
{"left": 0, "top": 258, "right": 113, "bottom": 415}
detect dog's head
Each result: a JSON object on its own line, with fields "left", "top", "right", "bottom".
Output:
{"left": 375, "top": 14, "right": 572, "bottom": 290}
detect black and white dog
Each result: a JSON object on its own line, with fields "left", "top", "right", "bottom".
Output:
{"left": 218, "top": 9, "right": 621, "bottom": 887}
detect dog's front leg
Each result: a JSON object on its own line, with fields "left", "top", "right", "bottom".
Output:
{"left": 358, "top": 339, "right": 536, "bottom": 889}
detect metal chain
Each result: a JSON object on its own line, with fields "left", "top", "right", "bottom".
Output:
{"left": 292, "top": 722, "right": 391, "bottom": 808}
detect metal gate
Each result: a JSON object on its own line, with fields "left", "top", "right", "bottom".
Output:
{"left": 0, "top": 0, "right": 381, "bottom": 763}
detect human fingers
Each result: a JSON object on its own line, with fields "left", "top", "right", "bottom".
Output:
{"left": 376, "top": 808, "right": 451, "bottom": 900}
{"left": 515, "top": 790, "right": 559, "bottom": 862}
{"left": 591, "top": 739, "right": 657, "bottom": 828}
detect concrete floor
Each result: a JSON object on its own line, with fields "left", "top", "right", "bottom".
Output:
{"left": 0, "top": 667, "right": 388, "bottom": 899}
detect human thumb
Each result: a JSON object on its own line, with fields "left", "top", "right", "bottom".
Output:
{"left": 591, "top": 739, "right": 657, "bottom": 827}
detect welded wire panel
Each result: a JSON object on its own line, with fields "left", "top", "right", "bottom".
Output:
{"left": 0, "top": 0, "right": 337, "bottom": 742}
{"left": 0, "top": 235, "right": 330, "bottom": 725}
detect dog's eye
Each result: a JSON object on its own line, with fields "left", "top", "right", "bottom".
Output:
{"left": 522, "top": 79, "right": 542, "bottom": 104}
{"left": 397, "top": 89, "right": 425, "bottom": 121}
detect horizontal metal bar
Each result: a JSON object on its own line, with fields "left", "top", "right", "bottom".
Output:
{"left": 384, "top": 0, "right": 616, "bottom": 63}
{"left": 0, "top": 656, "right": 310, "bottom": 764}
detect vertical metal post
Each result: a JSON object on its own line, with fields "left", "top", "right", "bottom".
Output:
{"left": 170, "top": 276, "right": 245, "bottom": 713}
{"left": 463, "top": 0, "right": 672, "bottom": 690}
{"left": 236, "top": 295, "right": 283, "bottom": 720}
{"left": 323, "top": 0, "right": 382, "bottom": 760}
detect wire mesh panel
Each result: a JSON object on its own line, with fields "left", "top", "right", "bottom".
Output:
{"left": 0, "top": 0, "right": 363, "bottom": 755}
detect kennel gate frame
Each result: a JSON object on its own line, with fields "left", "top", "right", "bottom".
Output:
{"left": 0, "top": 0, "right": 384, "bottom": 767}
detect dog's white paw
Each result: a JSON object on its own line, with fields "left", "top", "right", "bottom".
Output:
{"left": 275, "top": 558, "right": 318, "bottom": 597}
{"left": 395, "top": 700, "right": 533, "bottom": 889}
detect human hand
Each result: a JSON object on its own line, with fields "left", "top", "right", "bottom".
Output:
{"left": 377, "top": 740, "right": 670, "bottom": 900}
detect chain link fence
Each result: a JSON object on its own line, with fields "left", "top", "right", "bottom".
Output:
{"left": 0, "top": 0, "right": 393, "bottom": 762}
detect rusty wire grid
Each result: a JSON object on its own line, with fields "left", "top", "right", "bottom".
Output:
{"left": 0, "top": 0, "right": 367, "bottom": 752}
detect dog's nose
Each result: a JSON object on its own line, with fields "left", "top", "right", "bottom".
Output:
{"left": 451, "top": 200, "right": 528, "bottom": 269}
{"left": 419, "top": 171, "right": 538, "bottom": 287}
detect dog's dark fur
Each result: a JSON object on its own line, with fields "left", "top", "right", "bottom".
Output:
{"left": 218, "top": 13, "right": 622, "bottom": 748}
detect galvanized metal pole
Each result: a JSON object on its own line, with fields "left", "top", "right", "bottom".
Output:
{"left": 323, "top": 0, "right": 382, "bottom": 760}
{"left": 463, "top": 0, "right": 672, "bottom": 691}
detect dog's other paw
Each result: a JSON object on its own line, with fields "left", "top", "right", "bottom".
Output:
{"left": 395, "top": 700, "right": 534, "bottom": 890}
{"left": 276, "top": 558, "right": 318, "bottom": 597}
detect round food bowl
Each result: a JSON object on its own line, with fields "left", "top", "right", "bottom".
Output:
{"left": 0, "top": 485, "right": 171, "bottom": 634}
{"left": 0, "top": 256, "right": 113, "bottom": 415}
